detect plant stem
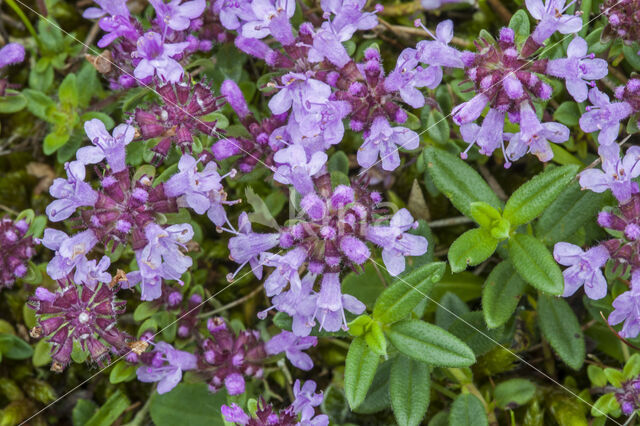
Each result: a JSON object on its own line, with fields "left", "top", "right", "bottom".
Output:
{"left": 4, "top": 0, "right": 40, "bottom": 47}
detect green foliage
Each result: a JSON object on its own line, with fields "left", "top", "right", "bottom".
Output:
{"left": 448, "top": 228, "right": 498, "bottom": 273}
{"left": 508, "top": 233, "right": 563, "bottom": 295}
{"left": 385, "top": 320, "right": 476, "bottom": 367}
{"left": 493, "top": 379, "right": 536, "bottom": 409}
{"left": 149, "top": 383, "right": 226, "bottom": 426}
{"left": 482, "top": 260, "right": 526, "bottom": 328}
{"left": 389, "top": 355, "right": 430, "bottom": 426}
{"left": 344, "top": 337, "right": 380, "bottom": 409}
{"left": 537, "top": 294, "right": 586, "bottom": 370}
{"left": 449, "top": 394, "right": 488, "bottom": 426}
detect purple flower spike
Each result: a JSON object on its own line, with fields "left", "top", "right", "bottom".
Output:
{"left": 357, "top": 116, "right": 419, "bottom": 171}
{"left": 265, "top": 330, "right": 317, "bottom": 370}
{"left": 46, "top": 161, "right": 99, "bottom": 222}
{"left": 526, "top": 0, "right": 582, "bottom": 44}
{"left": 553, "top": 242, "right": 609, "bottom": 299}
{"left": 580, "top": 88, "right": 633, "bottom": 145}
{"left": 241, "top": 0, "right": 296, "bottom": 45}
{"left": 292, "top": 380, "right": 325, "bottom": 421}
{"left": 78, "top": 119, "right": 135, "bottom": 172}
{"left": 133, "top": 32, "right": 189, "bottom": 83}
{"left": 366, "top": 208, "right": 428, "bottom": 276}
{"left": 546, "top": 37, "right": 608, "bottom": 102}
{"left": 273, "top": 144, "right": 328, "bottom": 195}
{"left": 150, "top": 0, "right": 206, "bottom": 31}
{"left": 505, "top": 102, "right": 569, "bottom": 163}
{"left": 137, "top": 341, "right": 197, "bottom": 394}
{"left": 580, "top": 144, "right": 640, "bottom": 202}
{"left": 609, "top": 271, "right": 640, "bottom": 338}
{"left": 0, "top": 43, "right": 25, "bottom": 69}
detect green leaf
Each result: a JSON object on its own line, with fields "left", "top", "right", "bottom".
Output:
{"left": 536, "top": 181, "right": 608, "bottom": 245}
{"left": 328, "top": 151, "right": 349, "bottom": 175}
{"left": 24, "top": 89, "right": 56, "bottom": 121}
{"left": 537, "top": 294, "right": 585, "bottom": 370}
{"left": 344, "top": 336, "right": 380, "bottom": 409}
{"left": 43, "top": 131, "right": 71, "bottom": 155}
{"left": 494, "top": 379, "right": 536, "bottom": 409}
{"left": 386, "top": 320, "right": 475, "bottom": 367}
{"left": 553, "top": 102, "right": 580, "bottom": 127}
{"left": 32, "top": 340, "right": 51, "bottom": 367}
{"left": 390, "top": 355, "right": 430, "bottom": 426}
{"left": 508, "top": 9, "right": 530, "bottom": 43}
{"left": 623, "top": 353, "right": 640, "bottom": 379}
{"left": 508, "top": 233, "right": 563, "bottom": 295}
{"left": 354, "top": 359, "right": 391, "bottom": 414}
{"left": 364, "top": 321, "right": 387, "bottom": 356}
{"left": 424, "top": 147, "right": 502, "bottom": 218}
{"left": 435, "top": 292, "right": 470, "bottom": 330}
{"left": 134, "top": 301, "right": 159, "bottom": 321}
{"left": 58, "top": 73, "right": 78, "bottom": 108}
{"left": 109, "top": 361, "right": 137, "bottom": 384}
{"left": 623, "top": 43, "right": 640, "bottom": 70}
{"left": 587, "top": 365, "right": 608, "bottom": 387}
{"left": 343, "top": 263, "right": 388, "bottom": 309}
{"left": 448, "top": 311, "right": 504, "bottom": 356}
{"left": 0, "top": 90, "right": 27, "bottom": 113}
{"left": 591, "top": 393, "right": 619, "bottom": 417}
{"left": 448, "top": 228, "right": 498, "bottom": 273}
{"left": 482, "top": 261, "right": 526, "bottom": 328}
{"left": 426, "top": 110, "right": 449, "bottom": 144}
{"left": 469, "top": 202, "right": 502, "bottom": 229}
{"left": 85, "top": 390, "right": 130, "bottom": 426}
{"left": 449, "top": 394, "right": 488, "bottom": 426}
{"left": 603, "top": 368, "right": 624, "bottom": 388}
{"left": 72, "top": 399, "right": 98, "bottom": 426}
{"left": 503, "top": 165, "right": 579, "bottom": 226}
{"left": 150, "top": 383, "right": 226, "bottom": 426}
{"left": 0, "top": 333, "right": 34, "bottom": 360}
{"left": 373, "top": 262, "right": 446, "bottom": 324}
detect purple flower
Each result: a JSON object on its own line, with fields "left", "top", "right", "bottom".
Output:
{"left": 265, "top": 331, "right": 317, "bottom": 370}
{"left": 214, "top": 0, "right": 256, "bottom": 30}
{"left": 0, "top": 217, "right": 35, "bottom": 288}
{"left": 312, "top": 272, "right": 366, "bottom": 332}
{"left": 546, "top": 37, "right": 608, "bottom": 102}
{"left": 241, "top": 0, "right": 296, "bottom": 45}
{"left": 298, "top": 100, "right": 352, "bottom": 148}
{"left": 526, "top": 0, "right": 582, "bottom": 44}
{"left": 609, "top": 271, "right": 640, "bottom": 338}
{"left": 164, "top": 154, "right": 234, "bottom": 227}
{"left": 28, "top": 279, "right": 130, "bottom": 370}
{"left": 385, "top": 48, "right": 442, "bottom": 108}
{"left": 452, "top": 93, "right": 489, "bottom": 125}
{"left": 42, "top": 229, "right": 98, "bottom": 281}
{"left": 580, "top": 144, "right": 640, "bottom": 202}
{"left": 137, "top": 342, "right": 197, "bottom": 394}
{"left": 150, "top": 0, "right": 206, "bottom": 31}
{"left": 46, "top": 161, "right": 99, "bottom": 222}
{"left": 366, "top": 208, "right": 428, "bottom": 276}
{"left": 416, "top": 20, "right": 464, "bottom": 69}
{"left": 505, "top": 102, "right": 569, "bottom": 163}
{"left": 273, "top": 144, "right": 328, "bottom": 195}
{"left": 260, "top": 274, "right": 318, "bottom": 336}
{"left": 82, "top": 0, "right": 129, "bottom": 19}
{"left": 221, "top": 404, "right": 250, "bottom": 424}
{"left": 580, "top": 88, "right": 633, "bottom": 145}
{"left": 357, "top": 116, "right": 419, "bottom": 171}
{"left": 292, "top": 380, "right": 325, "bottom": 421}
{"left": 268, "top": 73, "right": 331, "bottom": 122}
{"left": 459, "top": 108, "right": 506, "bottom": 159}
{"left": 133, "top": 32, "right": 189, "bottom": 83}
{"left": 262, "top": 247, "right": 307, "bottom": 297}
{"left": 221, "top": 80, "right": 251, "bottom": 119}
{"left": 553, "top": 242, "right": 609, "bottom": 299}
{"left": 73, "top": 256, "right": 112, "bottom": 290}
{"left": 227, "top": 212, "right": 280, "bottom": 280}
{"left": 421, "top": 0, "right": 467, "bottom": 9}
{"left": 77, "top": 119, "right": 135, "bottom": 173}
{"left": 126, "top": 223, "right": 193, "bottom": 300}
{"left": 0, "top": 43, "right": 25, "bottom": 69}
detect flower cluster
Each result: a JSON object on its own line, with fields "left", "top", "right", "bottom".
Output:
{"left": 228, "top": 173, "right": 427, "bottom": 336}
{"left": 222, "top": 380, "right": 328, "bottom": 426}
{"left": 198, "top": 317, "right": 267, "bottom": 395}
{"left": 28, "top": 279, "right": 131, "bottom": 371}
{"left": 83, "top": 0, "right": 209, "bottom": 88}
{"left": 137, "top": 341, "right": 198, "bottom": 394}
{"left": 0, "top": 216, "right": 35, "bottom": 288}
{"left": 601, "top": 0, "right": 640, "bottom": 47}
